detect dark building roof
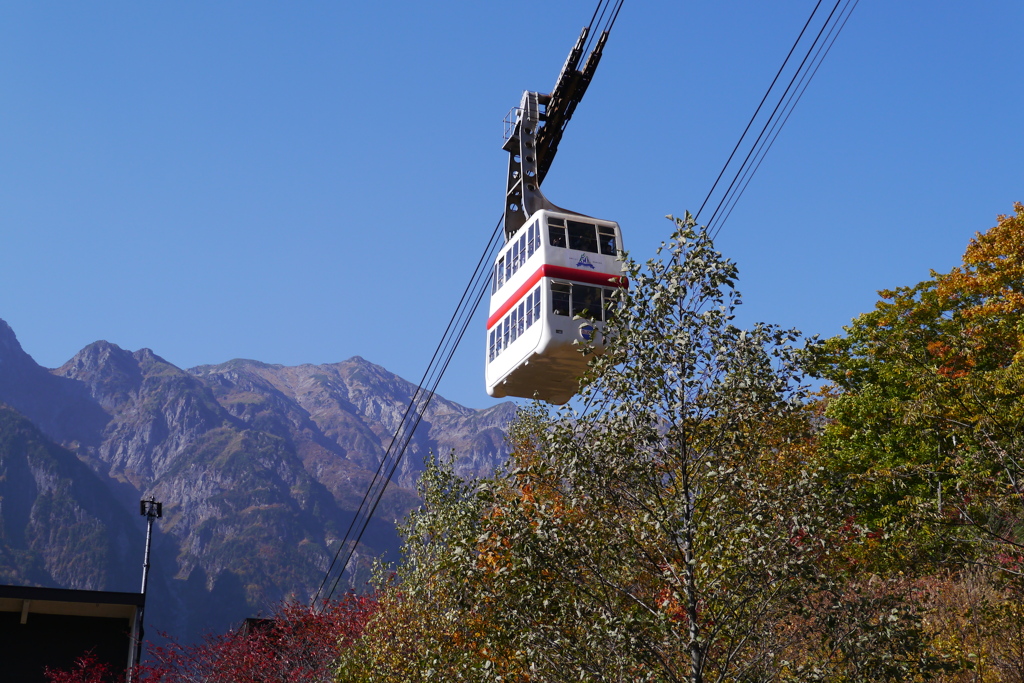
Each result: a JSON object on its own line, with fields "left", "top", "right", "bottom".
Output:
{"left": 0, "top": 584, "right": 143, "bottom": 683}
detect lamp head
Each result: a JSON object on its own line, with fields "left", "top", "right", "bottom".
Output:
{"left": 140, "top": 498, "right": 163, "bottom": 519}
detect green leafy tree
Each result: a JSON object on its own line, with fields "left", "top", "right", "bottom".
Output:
{"left": 806, "top": 203, "right": 1024, "bottom": 682}
{"left": 810, "top": 203, "right": 1024, "bottom": 572}
{"left": 341, "top": 215, "right": 950, "bottom": 682}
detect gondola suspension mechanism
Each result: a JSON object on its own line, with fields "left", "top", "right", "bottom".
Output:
{"left": 316, "top": 3, "right": 628, "bottom": 605}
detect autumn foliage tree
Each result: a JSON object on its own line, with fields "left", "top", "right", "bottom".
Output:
{"left": 811, "top": 203, "right": 1024, "bottom": 569}
{"left": 44, "top": 653, "right": 121, "bottom": 683}
{"left": 809, "top": 203, "right": 1024, "bottom": 680}
{"left": 48, "top": 206, "right": 1024, "bottom": 682}
{"left": 45, "top": 594, "right": 375, "bottom": 683}
{"left": 139, "top": 595, "right": 375, "bottom": 683}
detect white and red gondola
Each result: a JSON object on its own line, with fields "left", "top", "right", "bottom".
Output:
{"left": 485, "top": 29, "right": 625, "bottom": 404}
{"left": 485, "top": 210, "right": 626, "bottom": 404}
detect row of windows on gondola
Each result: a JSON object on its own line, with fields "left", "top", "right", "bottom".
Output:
{"left": 488, "top": 282, "right": 619, "bottom": 363}
{"left": 492, "top": 218, "right": 619, "bottom": 293}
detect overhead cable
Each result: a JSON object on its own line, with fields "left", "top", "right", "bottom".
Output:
{"left": 695, "top": 0, "right": 826, "bottom": 221}
{"left": 712, "top": 0, "right": 860, "bottom": 237}
{"left": 693, "top": 0, "right": 859, "bottom": 239}
{"left": 312, "top": 215, "right": 504, "bottom": 608}
{"left": 583, "top": 0, "right": 624, "bottom": 57}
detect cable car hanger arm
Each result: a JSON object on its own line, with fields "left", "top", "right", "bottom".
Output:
{"left": 502, "top": 27, "right": 609, "bottom": 240}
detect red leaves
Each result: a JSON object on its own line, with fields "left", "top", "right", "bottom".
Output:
{"left": 125, "top": 594, "right": 374, "bottom": 683}
{"left": 995, "top": 552, "right": 1024, "bottom": 572}
{"left": 44, "top": 653, "right": 119, "bottom": 683}
{"left": 933, "top": 354, "right": 972, "bottom": 381}
{"left": 143, "top": 594, "right": 376, "bottom": 682}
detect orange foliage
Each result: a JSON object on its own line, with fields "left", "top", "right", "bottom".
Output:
{"left": 937, "top": 202, "right": 1024, "bottom": 367}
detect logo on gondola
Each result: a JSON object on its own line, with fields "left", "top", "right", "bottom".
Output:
{"left": 576, "top": 254, "right": 596, "bottom": 269}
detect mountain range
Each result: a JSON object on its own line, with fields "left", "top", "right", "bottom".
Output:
{"left": 0, "top": 318, "right": 514, "bottom": 640}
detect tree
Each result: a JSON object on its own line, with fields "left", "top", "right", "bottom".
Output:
{"left": 336, "top": 453, "right": 492, "bottom": 682}
{"left": 341, "top": 215, "right": 948, "bottom": 682}
{"left": 810, "top": 203, "right": 1024, "bottom": 572}
{"left": 45, "top": 653, "right": 121, "bottom": 683}
{"left": 805, "top": 203, "right": 1024, "bottom": 682}
{"left": 137, "top": 594, "right": 374, "bottom": 683}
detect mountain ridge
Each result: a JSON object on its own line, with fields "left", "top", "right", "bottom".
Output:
{"left": 0, "top": 318, "right": 514, "bottom": 639}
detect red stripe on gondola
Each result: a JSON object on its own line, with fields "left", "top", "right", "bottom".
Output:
{"left": 486, "top": 265, "right": 628, "bottom": 330}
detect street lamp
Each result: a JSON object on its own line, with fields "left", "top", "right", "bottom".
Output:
{"left": 129, "top": 498, "right": 162, "bottom": 681}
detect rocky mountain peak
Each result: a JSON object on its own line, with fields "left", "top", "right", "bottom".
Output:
{"left": 0, "top": 319, "right": 42, "bottom": 375}
{"left": 133, "top": 347, "right": 175, "bottom": 368}
{"left": 0, "top": 320, "right": 109, "bottom": 447}
{"left": 58, "top": 339, "right": 139, "bottom": 378}
{"left": 0, "top": 318, "right": 27, "bottom": 363}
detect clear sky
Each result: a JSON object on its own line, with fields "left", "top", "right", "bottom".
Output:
{"left": 1, "top": 2, "right": 1021, "bottom": 409}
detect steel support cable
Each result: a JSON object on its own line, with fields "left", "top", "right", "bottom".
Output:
{"left": 321, "top": 236, "right": 501, "bottom": 605}
{"left": 591, "top": 2, "right": 612, "bottom": 41}
{"left": 311, "top": 378, "right": 427, "bottom": 606}
{"left": 583, "top": 0, "right": 623, "bottom": 56}
{"left": 312, "top": 216, "right": 504, "bottom": 608}
{"left": 708, "top": 0, "right": 856, "bottom": 238}
{"left": 702, "top": 0, "right": 847, "bottom": 233}
{"left": 656, "top": 0, "right": 833, "bottom": 291}
{"left": 322, "top": 265, "right": 495, "bottom": 605}
{"left": 583, "top": 0, "right": 609, "bottom": 55}
{"left": 313, "top": 301, "right": 471, "bottom": 604}
{"left": 716, "top": 0, "right": 858, "bottom": 236}
{"left": 316, "top": 220, "right": 502, "bottom": 607}
{"left": 618, "top": 0, "right": 854, "bottom": 448}
{"left": 608, "top": 2, "right": 858, "bottom": 465}
{"left": 694, "top": 0, "right": 825, "bottom": 223}
{"left": 606, "top": 0, "right": 625, "bottom": 34}
{"left": 316, "top": 217, "right": 502, "bottom": 604}
{"left": 586, "top": 0, "right": 602, "bottom": 33}
{"left": 711, "top": 0, "right": 859, "bottom": 240}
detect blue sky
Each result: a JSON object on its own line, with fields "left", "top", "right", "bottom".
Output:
{"left": 1, "top": 1, "right": 1021, "bottom": 409}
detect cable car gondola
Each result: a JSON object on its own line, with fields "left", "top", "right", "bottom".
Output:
{"left": 485, "top": 29, "right": 626, "bottom": 405}
{"left": 485, "top": 208, "right": 626, "bottom": 404}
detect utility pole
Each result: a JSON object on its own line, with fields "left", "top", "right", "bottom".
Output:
{"left": 128, "top": 498, "right": 162, "bottom": 682}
